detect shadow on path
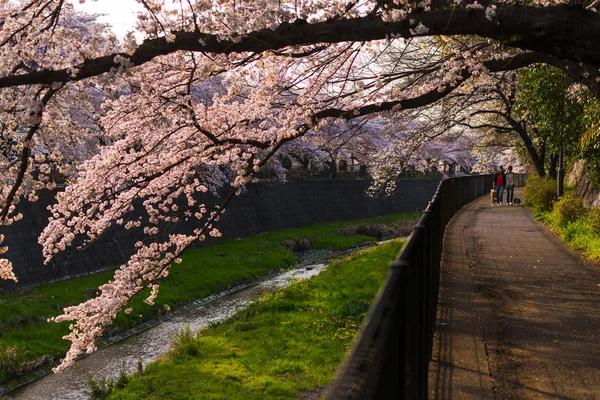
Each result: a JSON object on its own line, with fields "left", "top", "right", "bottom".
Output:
{"left": 429, "top": 188, "right": 600, "bottom": 400}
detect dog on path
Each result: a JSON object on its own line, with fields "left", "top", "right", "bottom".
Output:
{"left": 490, "top": 188, "right": 497, "bottom": 206}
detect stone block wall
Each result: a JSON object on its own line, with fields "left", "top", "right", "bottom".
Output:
{"left": 0, "top": 179, "right": 440, "bottom": 291}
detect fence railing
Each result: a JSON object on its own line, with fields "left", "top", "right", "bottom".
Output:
{"left": 326, "top": 173, "right": 526, "bottom": 399}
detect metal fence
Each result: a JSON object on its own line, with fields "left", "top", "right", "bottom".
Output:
{"left": 326, "top": 173, "right": 526, "bottom": 399}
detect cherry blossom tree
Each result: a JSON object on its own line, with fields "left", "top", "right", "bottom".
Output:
{"left": 2, "top": 0, "right": 600, "bottom": 370}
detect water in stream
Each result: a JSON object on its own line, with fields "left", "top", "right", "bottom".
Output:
{"left": 7, "top": 263, "right": 327, "bottom": 400}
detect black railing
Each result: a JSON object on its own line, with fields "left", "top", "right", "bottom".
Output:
{"left": 327, "top": 173, "right": 526, "bottom": 399}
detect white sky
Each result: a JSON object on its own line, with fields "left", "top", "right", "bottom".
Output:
{"left": 75, "top": 0, "right": 142, "bottom": 39}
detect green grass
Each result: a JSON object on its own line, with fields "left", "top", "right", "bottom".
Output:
{"left": 533, "top": 208, "right": 600, "bottom": 259}
{"left": 527, "top": 183, "right": 600, "bottom": 260}
{"left": 0, "top": 212, "right": 418, "bottom": 384}
{"left": 107, "top": 240, "right": 404, "bottom": 400}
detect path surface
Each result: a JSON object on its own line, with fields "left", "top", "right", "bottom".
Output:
{"left": 429, "top": 189, "right": 600, "bottom": 400}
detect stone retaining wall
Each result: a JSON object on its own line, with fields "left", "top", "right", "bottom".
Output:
{"left": 0, "top": 179, "right": 439, "bottom": 291}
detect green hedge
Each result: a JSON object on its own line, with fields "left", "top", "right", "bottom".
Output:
{"left": 553, "top": 193, "right": 585, "bottom": 225}
{"left": 524, "top": 175, "right": 557, "bottom": 212}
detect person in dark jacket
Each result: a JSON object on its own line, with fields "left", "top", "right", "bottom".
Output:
{"left": 505, "top": 165, "right": 516, "bottom": 205}
{"left": 325, "top": 159, "right": 337, "bottom": 180}
{"left": 493, "top": 166, "right": 506, "bottom": 206}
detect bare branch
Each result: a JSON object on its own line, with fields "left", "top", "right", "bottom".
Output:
{"left": 0, "top": 84, "right": 64, "bottom": 220}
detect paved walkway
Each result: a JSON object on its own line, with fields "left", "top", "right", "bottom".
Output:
{"left": 429, "top": 189, "right": 600, "bottom": 399}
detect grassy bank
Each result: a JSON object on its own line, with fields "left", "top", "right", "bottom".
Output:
{"left": 0, "top": 213, "right": 417, "bottom": 385}
{"left": 525, "top": 176, "right": 600, "bottom": 259}
{"left": 533, "top": 208, "right": 600, "bottom": 259}
{"left": 106, "top": 240, "right": 403, "bottom": 400}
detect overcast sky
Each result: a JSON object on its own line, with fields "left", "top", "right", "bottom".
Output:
{"left": 75, "top": 0, "right": 142, "bottom": 39}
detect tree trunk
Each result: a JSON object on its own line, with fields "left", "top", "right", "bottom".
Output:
{"left": 511, "top": 120, "right": 545, "bottom": 177}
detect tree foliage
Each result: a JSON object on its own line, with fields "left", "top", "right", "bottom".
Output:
{"left": 515, "top": 65, "right": 600, "bottom": 183}
{"left": 578, "top": 95, "right": 600, "bottom": 185}
{"left": 516, "top": 66, "right": 584, "bottom": 160}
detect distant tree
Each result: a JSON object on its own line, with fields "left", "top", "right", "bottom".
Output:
{"left": 578, "top": 96, "right": 600, "bottom": 185}
{"left": 515, "top": 66, "right": 586, "bottom": 183}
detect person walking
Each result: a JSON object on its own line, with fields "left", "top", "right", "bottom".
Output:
{"left": 494, "top": 166, "right": 506, "bottom": 206}
{"left": 325, "top": 159, "right": 337, "bottom": 180}
{"left": 505, "top": 166, "right": 515, "bottom": 205}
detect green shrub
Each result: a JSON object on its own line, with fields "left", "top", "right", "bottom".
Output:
{"left": 553, "top": 193, "right": 585, "bottom": 225}
{"left": 86, "top": 368, "right": 129, "bottom": 400}
{"left": 524, "top": 175, "right": 557, "bottom": 212}
{"left": 587, "top": 207, "right": 600, "bottom": 235}
{"left": 169, "top": 323, "right": 201, "bottom": 357}
{"left": 0, "top": 346, "right": 48, "bottom": 383}
{"left": 334, "top": 298, "right": 370, "bottom": 320}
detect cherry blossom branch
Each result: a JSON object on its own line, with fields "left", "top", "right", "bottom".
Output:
{"left": 271, "top": 45, "right": 328, "bottom": 58}
{"left": 2, "top": 6, "right": 600, "bottom": 90}
{"left": 49, "top": 111, "right": 312, "bottom": 369}
{"left": 0, "top": 84, "right": 63, "bottom": 221}
{"left": 0, "top": 0, "right": 64, "bottom": 47}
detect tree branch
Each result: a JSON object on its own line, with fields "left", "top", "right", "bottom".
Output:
{"left": 0, "top": 84, "right": 63, "bottom": 220}
{"left": 2, "top": 6, "right": 600, "bottom": 90}
{"left": 312, "top": 52, "right": 559, "bottom": 120}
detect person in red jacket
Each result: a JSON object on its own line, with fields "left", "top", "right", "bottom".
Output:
{"left": 493, "top": 166, "right": 506, "bottom": 206}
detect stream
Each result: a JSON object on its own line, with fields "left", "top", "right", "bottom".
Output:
{"left": 6, "top": 262, "right": 328, "bottom": 399}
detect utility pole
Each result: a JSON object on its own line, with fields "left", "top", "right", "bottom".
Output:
{"left": 557, "top": 144, "right": 564, "bottom": 197}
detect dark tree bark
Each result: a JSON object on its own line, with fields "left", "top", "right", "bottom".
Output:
{"left": 467, "top": 81, "right": 547, "bottom": 178}
{"left": 511, "top": 121, "right": 546, "bottom": 178}
{"left": 2, "top": 5, "right": 600, "bottom": 96}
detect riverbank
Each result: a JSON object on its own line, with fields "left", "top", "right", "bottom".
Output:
{"left": 7, "top": 261, "right": 334, "bottom": 399}
{"left": 0, "top": 212, "right": 417, "bottom": 388}
{"left": 105, "top": 241, "right": 404, "bottom": 399}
